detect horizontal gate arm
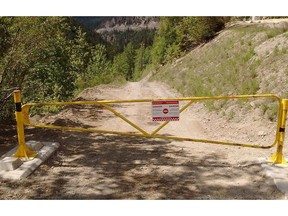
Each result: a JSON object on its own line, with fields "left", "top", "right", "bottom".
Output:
{"left": 151, "top": 100, "right": 195, "bottom": 136}
{"left": 23, "top": 94, "right": 281, "bottom": 106}
{"left": 25, "top": 123, "right": 276, "bottom": 149}
{"left": 25, "top": 123, "right": 148, "bottom": 137}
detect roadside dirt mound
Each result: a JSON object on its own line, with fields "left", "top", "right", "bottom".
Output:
{"left": 0, "top": 78, "right": 286, "bottom": 199}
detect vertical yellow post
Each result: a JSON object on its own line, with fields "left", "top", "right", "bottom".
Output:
{"left": 13, "top": 90, "right": 37, "bottom": 160}
{"left": 270, "top": 99, "right": 288, "bottom": 165}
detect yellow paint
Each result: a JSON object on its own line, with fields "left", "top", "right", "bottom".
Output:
{"left": 269, "top": 99, "right": 288, "bottom": 165}
{"left": 98, "top": 102, "right": 149, "bottom": 135}
{"left": 24, "top": 94, "right": 281, "bottom": 106}
{"left": 15, "top": 91, "right": 287, "bottom": 164}
{"left": 13, "top": 90, "right": 37, "bottom": 160}
{"left": 26, "top": 123, "right": 277, "bottom": 149}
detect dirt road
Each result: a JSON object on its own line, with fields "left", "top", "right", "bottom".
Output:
{"left": 0, "top": 77, "right": 286, "bottom": 199}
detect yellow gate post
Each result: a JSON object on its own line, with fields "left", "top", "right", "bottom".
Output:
{"left": 13, "top": 90, "right": 37, "bottom": 160}
{"left": 270, "top": 99, "right": 288, "bottom": 165}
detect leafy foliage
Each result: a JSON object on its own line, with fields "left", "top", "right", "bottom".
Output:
{"left": 105, "top": 28, "right": 156, "bottom": 59}
{"left": 134, "top": 43, "right": 151, "bottom": 77}
{"left": 0, "top": 16, "right": 226, "bottom": 120}
{"left": 0, "top": 17, "right": 97, "bottom": 119}
{"left": 151, "top": 17, "right": 226, "bottom": 65}
{"left": 76, "top": 44, "right": 114, "bottom": 89}
{"left": 177, "top": 17, "right": 225, "bottom": 51}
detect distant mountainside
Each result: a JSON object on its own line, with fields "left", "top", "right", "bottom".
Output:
{"left": 73, "top": 17, "right": 108, "bottom": 29}
{"left": 74, "top": 17, "right": 160, "bottom": 33}
{"left": 74, "top": 16, "right": 159, "bottom": 51}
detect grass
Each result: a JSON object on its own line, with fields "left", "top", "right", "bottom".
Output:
{"left": 154, "top": 25, "right": 261, "bottom": 97}
{"left": 151, "top": 22, "right": 288, "bottom": 121}
{"left": 260, "top": 102, "right": 280, "bottom": 122}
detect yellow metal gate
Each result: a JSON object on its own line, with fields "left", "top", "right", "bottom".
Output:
{"left": 12, "top": 90, "right": 287, "bottom": 165}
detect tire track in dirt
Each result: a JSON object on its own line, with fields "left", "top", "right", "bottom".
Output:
{"left": 0, "top": 77, "right": 285, "bottom": 199}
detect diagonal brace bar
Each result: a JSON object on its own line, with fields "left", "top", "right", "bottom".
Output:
{"left": 98, "top": 102, "right": 149, "bottom": 136}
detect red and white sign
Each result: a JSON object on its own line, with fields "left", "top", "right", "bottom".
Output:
{"left": 152, "top": 100, "right": 179, "bottom": 121}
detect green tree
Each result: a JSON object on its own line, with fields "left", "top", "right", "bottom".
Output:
{"left": 150, "top": 17, "right": 226, "bottom": 66}
{"left": 151, "top": 36, "right": 166, "bottom": 66}
{"left": 24, "top": 17, "right": 87, "bottom": 103}
{"left": 77, "top": 44, "right": 112, "bottom": 89}
{"left": 0, "top": 17, "right": 51, "bottom": 119}
{"left": 0, "top": 17, "right": 49, "bottom": 91}
{"left": 135, "top": 43, "right": 145, "bottom": 73}
{"left": 124, "top": 42, "right": 136, "bottom": 80}
{"left": 176, "top": 17, "right": 225, "bottom": 51}
{"left": 113, "top": 51, "right": 129, "bottom": 79}
{"left": 134, "top": 43, "right": 152, "bottom": 79}
{"left": 113, "top": 42, "right": 136, "bottom": 81}
{"left": 151, "top": 17, "right": 182, "bottom": 66}
{"left": 0, "top": 17, "right": 94, "bottom": 119}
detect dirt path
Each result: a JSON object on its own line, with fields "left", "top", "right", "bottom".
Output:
{"left": 0, "top": 77, "right": 286, "bottom": 199}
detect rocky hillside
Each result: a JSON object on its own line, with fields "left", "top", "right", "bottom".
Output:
{"left": 75, "top": 16, "right": 159, "bottom": 34}
{"left": 150, "top": 19, "right": 288, "bottom": 121}
{"left": 74, "top": 16, "right": 159, "bottom": 50}
{"left": 95, "top": 17, "right": 159, "bottom": 33}
{"left": 94, "top": 17, "right": 159, "bottom": 46}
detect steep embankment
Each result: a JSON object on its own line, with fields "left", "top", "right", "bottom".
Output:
{"left": 151, "top": 20, "right": 288, "bottom": 121}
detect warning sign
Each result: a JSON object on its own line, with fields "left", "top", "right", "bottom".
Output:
{"left": 152, "top": 100, "right": 179, "bottom": 121}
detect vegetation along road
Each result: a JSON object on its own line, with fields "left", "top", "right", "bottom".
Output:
{"left": 1, "top": 17, "right": 288, "bottom": 199}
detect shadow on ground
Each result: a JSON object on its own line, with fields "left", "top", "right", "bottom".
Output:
{"left": 0, "top": 123, "right": 284, "bottom": 199}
